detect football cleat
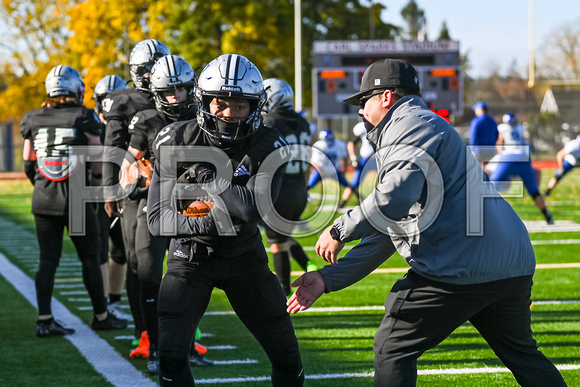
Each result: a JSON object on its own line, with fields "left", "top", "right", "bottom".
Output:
{"left": 91, "top": 312, "right": 128, "bottom": 331}
{"left": 194, "top": 342, "right": 207, "bottom": 354}
{"left": 545, "top": 210, "right": 554, "bottom": 225}
{"left": 189, "top": 353, "right": 214, "bottom": 367}
{"left": 36, "top": 318, "right": 75, "bottom": 338}
{"left": 130, "top": 331, "right": 150, "bottom": 359}
{"left": 107, "top": 301, "right": 133, "bottom": 321}
{"left": 147, "top": 345, "right": 159, "bottom": 374}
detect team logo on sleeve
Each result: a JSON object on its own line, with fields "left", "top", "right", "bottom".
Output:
{"left": 102, "top": 97, "right": 114, "bottom": 113}
{"left": 128, "top": 115, "right": 140, "bottom": 130}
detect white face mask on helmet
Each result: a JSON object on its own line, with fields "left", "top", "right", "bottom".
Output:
{"left": 129, "top": 39, "right": 171, "bottom": 91}
{"left": 45, "top": 65, "right": 86, "bottom": 104}
{"left": 149, "top": 55, "right": 197, "bottom": 120}
{"left": 195, "top": 54, "right": 266, "bottom": 148}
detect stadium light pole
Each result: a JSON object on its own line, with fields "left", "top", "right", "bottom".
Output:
{"left": 528, "top": 0, "right": 535, "bottom": 88}
{"left": 295, "top": 0, "right": 303, "bottom": 112}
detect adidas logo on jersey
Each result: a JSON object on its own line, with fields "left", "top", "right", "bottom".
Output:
{"left": 173, "top": 250, "right": 189, "bottom": 259}
{"left": 234, "top": 165, "right": 250, "bottom": 177}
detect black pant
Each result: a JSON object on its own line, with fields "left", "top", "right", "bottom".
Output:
{"left": 158, "top": 240, "right": 304, "bottom": 386}
{"left": 34, "top": 210, "right": 106, "bottom": 316}
{"left": 373, "top": 271, "right": 566, "bottom": 387}
{"left": 120, "top": 199, "right": 145, "bottom": 335}
{"left": 95, "top": 202, "right": 126, "bottom": 266}
{"left": 133, "top": 197, "right": 169, "bottom": 348}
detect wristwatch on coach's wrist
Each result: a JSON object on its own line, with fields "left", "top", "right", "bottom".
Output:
{"left": 329, "top": 225, "right": 341, "bottom": 241}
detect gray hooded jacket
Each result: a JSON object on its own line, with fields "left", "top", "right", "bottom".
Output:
{"left": 320, "top": 95, "right": 535, "bottom": 290}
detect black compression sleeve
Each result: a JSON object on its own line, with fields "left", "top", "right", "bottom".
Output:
{"left": 24, "top": 160, "right": 37, "bottom": 185}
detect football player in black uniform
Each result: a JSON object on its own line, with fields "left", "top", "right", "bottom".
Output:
{"left": 120, "top": 54, "right": 210, "bottom": 373}
{"left": 92, "top": 75, "right": 131, "bottom": 322}
{"left": 147, "top": 54, "right": 304, "bottom": 386}
{"left": 261, "top": 78, "right": 318, "bottom": 297}
{"left": 21, "top": 65, "right": 127, "bottom": 337}
{"left": 101, "top": 39, "right": 170, "bottom": 353}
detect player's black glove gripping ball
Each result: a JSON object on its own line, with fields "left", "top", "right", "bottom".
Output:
{"left": 185, "top": 162, "right": 216, "bottom": 184}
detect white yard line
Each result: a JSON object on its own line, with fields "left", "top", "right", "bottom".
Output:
{"left": 0, "top": 252, "right": 157, "bottom": 387}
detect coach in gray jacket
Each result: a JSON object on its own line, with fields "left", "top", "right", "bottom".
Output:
{"left": 287, "top": 59, "right": 566, "bottom": 387}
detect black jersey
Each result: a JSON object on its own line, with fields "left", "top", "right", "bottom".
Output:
{"left": 147, "top": 120, "right": 290, "bottom": 255}
{"left": 101, "top": 88, "right": 154, "bottom": 186}
{"left": 128, "top": 108, "right": 168, "bottom": 163}
{"left": 129, "top": 108, "right": 196, "bottom": 164}
{"left": 262, "top": 109, "right": 311, "bottom": 182}
{"left": 20, "top": 105, "right": 103, "bottom": 216}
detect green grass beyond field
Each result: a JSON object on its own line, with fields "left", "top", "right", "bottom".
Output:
{"left": 1, "top": 168, "right": 580, "bottom": 386}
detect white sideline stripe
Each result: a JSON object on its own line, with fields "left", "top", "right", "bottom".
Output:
{"left": 205, "top": 345, "right": 237, "bottom": 350}
{"left": 60, "top": 290, "right": 88, "bottom": 295}
{"left": 0, "top": 252, "right": 156, "bottom": 387}
{"left": 115, "top": 335, "right": 137, "bottom": 340}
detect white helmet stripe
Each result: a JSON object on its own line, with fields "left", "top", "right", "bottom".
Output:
{"left": 225, "top": 54, "right": 240, "bottom": 86}
{"left": 107, "top": 75, "right": 115, "bottom": 90}
{"left": 167, "top": 55, "right": 177, "bottom": 76}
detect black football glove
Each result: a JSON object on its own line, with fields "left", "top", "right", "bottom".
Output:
{"left": 185, "top": 162, "right": 216, "bottom": 184}
{"left": 172, "top": 167, "right": 212, "bottom": 213}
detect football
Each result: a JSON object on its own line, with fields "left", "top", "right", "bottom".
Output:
{"left": 182, "top": 200, "right": 215, "bottom": 217}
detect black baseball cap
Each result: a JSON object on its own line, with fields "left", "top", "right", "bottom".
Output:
{"left": 343, "top": 59, "right": 420, "bottom": 106}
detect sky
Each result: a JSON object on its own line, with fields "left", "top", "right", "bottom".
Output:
{"left": 377, "top": 0, "right": 580, "bottom": 79}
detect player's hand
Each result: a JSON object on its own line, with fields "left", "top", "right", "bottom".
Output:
{"left": 287, "top": 271, "right": 325, "bottom": 314}
{"left": 187, "top": 163, "right": 216, "bottom": 184}
{"left": 104, "top": 197, "right": 123, "bottom": 218}
{"left": 315, "top": 226, "right": 345, "bottom": 264}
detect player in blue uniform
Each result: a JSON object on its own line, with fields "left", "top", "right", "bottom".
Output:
{"left": 486, "top": 113, "right": 553, "bottom": 224}
{"left": 544, "top": 134, "right": 580, "bottom": 196}
{"left": 340, "top": 121, "right": 376, "bottom": 207}
{"left": 307, "top": 129, "right": 351, "bottom": 192}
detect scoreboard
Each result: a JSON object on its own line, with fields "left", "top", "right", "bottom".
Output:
{"left": 312, "top": 40, "right": 462, "bottom": 118}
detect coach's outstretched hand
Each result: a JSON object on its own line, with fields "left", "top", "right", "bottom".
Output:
{"left": 286, "top": 271, "right": 325, "bottom": 314}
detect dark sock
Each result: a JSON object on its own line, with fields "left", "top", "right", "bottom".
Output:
{"left": 288, "top": 239, "right": 309, "bottom": 270}
{"left": 273, "top": 251, "right": 291, "bottom": 295}
{"left": 109, "top": 293, "right": 121, "bottom": 304}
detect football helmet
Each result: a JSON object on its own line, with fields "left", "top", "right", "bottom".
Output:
{"left": 195, "top": 54, "right": 266, "bottom": 147}
{"left": 263, "top": 78, "right": 294, "bottom": 112}
{"left": 319, "top": 129, "right": 335, "bottom": 142}
{"left": 149, "top": 55, "right": 197, "bottom": 120}
{"left": 93, "top": 75, "right": 128, "bottom": 113}
{"left": 129, "top": 39, "right": 171, "bottom": 91}
{"left": 502, "top": 113, "right": 517, "bottom": 126}
{"left": 45, "top": 65, "right": 85, "bottom": 103}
